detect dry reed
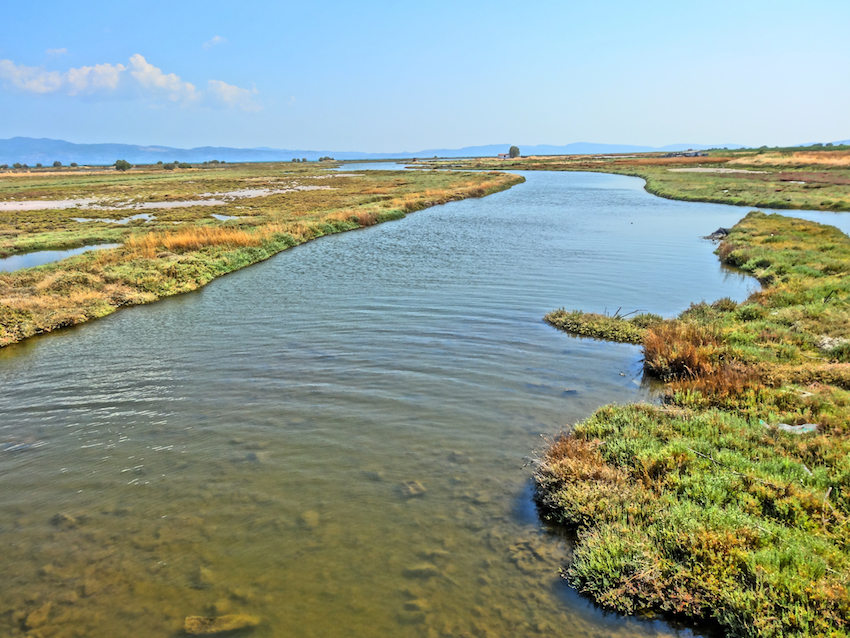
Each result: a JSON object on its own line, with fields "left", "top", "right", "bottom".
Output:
{"left": 125, "top": 226, "right": 265, "bottom": 256}
{"left": 643, "top": 322, "right": 722, "bottom": 379}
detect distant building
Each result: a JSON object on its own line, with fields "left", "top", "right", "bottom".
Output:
{"left": 662, "top": 150, "right": 708, "bottom": 158}
{"left": 497, "top": 153, "right": 509, "bottom": 160}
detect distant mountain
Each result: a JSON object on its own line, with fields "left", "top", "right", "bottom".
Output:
{"left": 0, "top": 137, "right": 747, "bottom": 166}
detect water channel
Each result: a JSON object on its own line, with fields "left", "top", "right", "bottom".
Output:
{"left": 0, "top": 171, "right": 845, "bottom": 638}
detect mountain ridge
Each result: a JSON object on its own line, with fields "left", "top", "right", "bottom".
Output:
{"left": 0, "top": 136, "right": 814, "bottom": 166}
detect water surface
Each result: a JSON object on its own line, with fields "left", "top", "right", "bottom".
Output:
{"left": 0, "top": 243, "right": 121, "bottom": 272}
{"left": 0, "top": 172, "right": 843, "bottom": 638}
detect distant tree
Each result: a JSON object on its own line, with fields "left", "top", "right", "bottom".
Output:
{"left": 302, "top": 158, "right": 307, "bottom": 162}
{"left": 70, "top": 162, "right": 78, "bottom": 167}
{"left": 163, "top": 163, "right": 175, "bottom": 170}
{"left": 13, "top": 163, "right": 22, "bottom": 169}
{"left": 36, "top": 163, "right": 43, "bottom": 168}
{"left": 178, "top": 162, "right": 191, "bottom": 169}
{"left": 115, "top": 159, "right": 132, "bottom": 171}
{"left": 292, "top": 158, "right": 298, "bottom": 163}
{"left": 509, "top": 146, "right": 520, "bottom": 158}
{"left": 157, "top": 160, "right": 163, "bottom": 165}
{"left": 53, "top": 161, "right": 62, "bottom": 167}
{"left": 0, "top": 164, "right": 7, "bottom": 169}
{"left": 22, "top": 164, "right": 28, "bottom": 169}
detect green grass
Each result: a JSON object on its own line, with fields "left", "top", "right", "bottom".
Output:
{"left": 544, "top": 309, "right": 662, "bottom": 344}
{"left": 535, "top": 404, "right": 850, "bottom": 638}
{"left": 536, "top": 212, "right": 850, "bottom": 637}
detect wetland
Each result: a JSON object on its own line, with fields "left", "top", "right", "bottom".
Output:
{"left": 1, "top": 166, "right": 848, "bottom": 637}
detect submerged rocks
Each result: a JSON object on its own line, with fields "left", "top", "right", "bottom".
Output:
{"left": 192, "top": 566, "right": 216, "bottom": 590}
{"left": 25, "top": 602, "right": 52, "bottom": 629}
{"left": 705, "top": 227, "right": 731, "bottom": 240}
{"left": 298, "top": 510, "right": 320, "bottom": 530}
{"left": 399, "top": 481, "right": 427, "bottom": 498}
{"left": 447, "top": 451, "right": 472, "bottom": 464}
{"left": 183, "top": 614, "right": 261, "bottom": 635}
{"left": 403, "top": 598, "right": 430, "bottom": 612}
{"left": 402, "top": 563, "right": 440, "bottom": 579}
{"left": 50, "top": 513, "right": 80, "bottom": 530}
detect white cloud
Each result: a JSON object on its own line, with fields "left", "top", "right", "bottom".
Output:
{"left": 0, "top": 58, "right": 126, "bottom": 95}
{"left": 46, "top": 48, "right": 68, "bottom": 56}
{"left": 207, "top": 79, "right": 261, "bottom": 112}
{"left": 0, "top": 55, "right": 258, "bottom": 111}
{"left": 66, "top": 63, "right": 127, "bottom": 94}
{"left": 203, "top": 36, "right": 227, "bottom": 50}
{"left": 0, "top": 59, "right": 63, "bottom": 93}
{"left": 129, "top": 54, "right": 198, "bottom": 102}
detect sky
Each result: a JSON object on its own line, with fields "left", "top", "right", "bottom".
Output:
{"left": 1, "top": 0, "right": 848, "bottom": 152}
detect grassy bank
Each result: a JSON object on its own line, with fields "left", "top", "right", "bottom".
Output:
{"left": 0, "top": 163, "right": 522, "bottom": 347}
{"left": 445, "top": 148, "right": 850, "bottom": 213}
{"left": 536, "top": 212, "right": 850, "bottom": 637}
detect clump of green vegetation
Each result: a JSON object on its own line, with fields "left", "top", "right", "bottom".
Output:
{"left": 535, "top": 404, "right": 850, "bottom": 638}
{"left": 0, "top": 163, "right": 523, "bottom": 346}
{"left": 545, "top": 309, "right": 662, "bottom": 344}
{"left": 536, "top": 212, "right": 850, "bottom": 637}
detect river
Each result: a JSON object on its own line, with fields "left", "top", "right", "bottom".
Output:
{"left": 0, "top": 171, "right": 843, "bottom": 638}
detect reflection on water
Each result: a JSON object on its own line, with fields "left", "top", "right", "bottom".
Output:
{"left": 0, "top": 243, "right": 121, "bottom": 272}
{"left": 3, "top": 171, "right": 840, "bottom": 637}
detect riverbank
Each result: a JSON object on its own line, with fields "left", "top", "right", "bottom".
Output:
{"left": 0, "top": 164, "right": 522, "bottom": 347}
{"left": 443, "top": 148, "right": 850, "bottom": 213}
{"left": 536, "top": 211, "right": 850, "bottom": 637}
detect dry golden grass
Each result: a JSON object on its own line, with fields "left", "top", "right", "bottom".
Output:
{"left": 326, "top": 210, "right": 380, "bottom": 226}
{"left": 543, "top": 435, "right": 628, "bottom": 485}
{"left": 729, "top": 151, "right": 850, "bottom": 167}
{"left": 668, "top": 363, "right": 762, "bottom": 401}
{"left": 643, "top": 322, "right": 722, "bottom": 379}
{"left": 125, "top": 226, "right": 264, "bottom": 256}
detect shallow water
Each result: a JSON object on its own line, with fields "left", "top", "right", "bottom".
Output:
{"left": 0, "top": 243, "right": 121, "bottom": 272}
{"left": 0, "top": 172, "right": 845, "bottom": 638}
{"left": 0, "top": 198, "right": 98, "bottom": 211}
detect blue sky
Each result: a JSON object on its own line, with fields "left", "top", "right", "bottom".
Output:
{"left": 1, "top": 0, "right": 848, "bottom": 151}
